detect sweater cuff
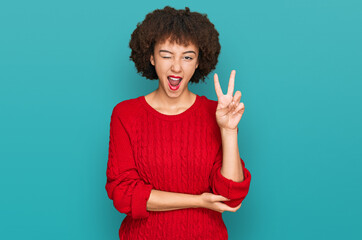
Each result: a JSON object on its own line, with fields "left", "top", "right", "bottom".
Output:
{"left": 214, "top": 159, "right": 251, "bottom": 200}
{"left": 131, "top": 183, "right": 153, "bottom": 219}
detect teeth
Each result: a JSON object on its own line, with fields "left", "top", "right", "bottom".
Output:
{"left": 169, "top": 77, "right": 182, "bottom": 81}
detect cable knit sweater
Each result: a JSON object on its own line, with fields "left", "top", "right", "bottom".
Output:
{"left": 105, "top": 94, "right": 251, "bottom": 240}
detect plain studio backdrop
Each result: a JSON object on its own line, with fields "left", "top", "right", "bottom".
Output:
{"left": 0, "top": 0, "right": 361, "bottom": 239}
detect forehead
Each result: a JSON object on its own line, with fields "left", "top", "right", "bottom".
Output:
{"left": 155, "top": 38, "right": 198, "bottom": 53}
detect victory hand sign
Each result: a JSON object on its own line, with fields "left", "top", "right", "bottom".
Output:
{"left": 214, "top": 70, "right": 245, "bottom": 131}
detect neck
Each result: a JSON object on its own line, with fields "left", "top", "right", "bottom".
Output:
{"left": 151, "top": 88, "right": 196, "bottom": 111}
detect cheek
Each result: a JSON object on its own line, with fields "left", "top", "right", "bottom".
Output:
{"left": 184, "top": 63, "right": 197, "bottom": 74}
{"left": 154, "top": 62, "right": 167, "bottom": 74}
{"left": 155, "top": 60, "right": 171, "bottom": 71}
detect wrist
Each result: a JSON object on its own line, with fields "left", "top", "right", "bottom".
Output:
{"left": 220, "top": 127, "right": 238, "bottom": 135}
{"left": 193, "top": 194, "right": 203, "bottom": 208}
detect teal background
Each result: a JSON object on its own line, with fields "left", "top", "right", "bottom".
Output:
{"left": 1, "top": 0, "right": 361, "bottom": 239}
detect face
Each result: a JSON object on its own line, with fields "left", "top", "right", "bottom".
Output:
{"left": 150, "top": 37, "right": 199, "bottom": 97}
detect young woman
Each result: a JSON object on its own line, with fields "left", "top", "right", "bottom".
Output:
{"left": 105, "top": 6, "right": 251, "bottom": 239}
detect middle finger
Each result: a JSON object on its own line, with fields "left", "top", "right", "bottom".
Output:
{"left": 227, "top": 70, "right": 236, "bottom": 96}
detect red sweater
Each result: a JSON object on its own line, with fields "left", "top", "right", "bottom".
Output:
{"left": 105, "top": 94, "right": 251, "bottom": 239}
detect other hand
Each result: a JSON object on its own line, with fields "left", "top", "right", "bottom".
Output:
{"left": 199, "top": 192, "right": 242, "bottom": 213}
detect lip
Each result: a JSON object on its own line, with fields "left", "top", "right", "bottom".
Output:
{"left": 167, "top": 75, "right": 183, "bottom": 91}
{"left": 168, "top": 75, "right": 182, "bottom": 79}
{"left": 167, "top": 78, "right": 181, "bottom": 91}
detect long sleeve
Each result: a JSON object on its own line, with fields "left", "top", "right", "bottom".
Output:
{"left": 106, "top": 95, "right": 246, "bottom": 239}
{"left": 105, "top": 105, "right": 153, "bottom": 219}
{"left": 209, "top": 140, "right": 251, "bottom": 208}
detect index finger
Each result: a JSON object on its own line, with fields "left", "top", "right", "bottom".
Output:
{"left": 214, "top": 73, "right": 224, "bottom": 98}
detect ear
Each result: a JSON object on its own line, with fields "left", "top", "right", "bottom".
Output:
{"left": 150, "top": 54, "right": 155, "bottom": 66}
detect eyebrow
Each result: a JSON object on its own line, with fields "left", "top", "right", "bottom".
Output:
{"left": 159, "top": 50, "right": 197, "bottom": 54}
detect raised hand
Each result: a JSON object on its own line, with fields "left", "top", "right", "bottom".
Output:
{"left": 214, "top": 70, "right": 245, "bottom": 131}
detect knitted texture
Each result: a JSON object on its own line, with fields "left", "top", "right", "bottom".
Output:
{"left": 105, "top": 94, "right": 251, "bottom": 240}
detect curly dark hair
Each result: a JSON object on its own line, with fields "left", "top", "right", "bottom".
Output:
{"left": 129, "top": 6, "right": 221, "bottom": 84}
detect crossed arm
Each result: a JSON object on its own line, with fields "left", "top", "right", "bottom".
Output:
{"left": 105, "top": 106, "right": 251, "bottom": 219}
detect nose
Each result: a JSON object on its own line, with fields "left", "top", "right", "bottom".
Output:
{"left": 171, "top": 59, "right": 182, "bottom": 73}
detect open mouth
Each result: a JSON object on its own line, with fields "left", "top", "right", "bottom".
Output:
{"left": 167, "top": 76, "right": 183, "bottom": 87}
